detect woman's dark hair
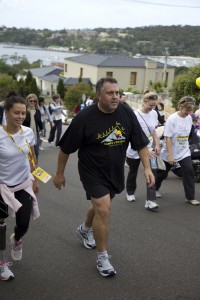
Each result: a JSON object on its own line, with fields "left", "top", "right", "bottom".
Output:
{"left": 4, "top": 91, "right": 26, "bottom": 111}
{"left": 96, "top": 77, "right": 118, "bottom": 94}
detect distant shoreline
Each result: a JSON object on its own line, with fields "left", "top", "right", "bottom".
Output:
{"left": 0, "top": 43, "right": 82, "bottom": 54}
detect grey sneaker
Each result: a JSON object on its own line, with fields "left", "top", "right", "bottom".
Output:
{"left": 96, "top": 255, "right": 116, "bottom": 278}
{"left": 0, "top": 260, "right": 14, "bottom": 281}
{"left": 76, "top": 225, "right": 96, "bottom": 249}
{"left": 156, "top": 191, "right": 162, "bottom": 198}
{"left": 10, "top": 233, "right": 22, "bottom": 261}
{"left": 185, "top": 199, "right": 200, "bottom": 206}
{"left": 145, "top": 200, "right": 159, "bottom": 210}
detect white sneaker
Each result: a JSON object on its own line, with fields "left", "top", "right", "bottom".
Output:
{"left": 10, "top": 233, "right": 22, "bottom": 261}
{"left": 96, "top": 255, "right": 116, "bottom": 277}
{"left": 0, "top": 260, "right": 14, "bottom": 281}
{"left": 156, "top": 191, "right": 162, "bottom": 198}
{"left": 145, "top": 200, "right": 159, "bottom": 210}
{"left": 126, "top": 193, "right": 136, "bottom": 202}
{"left": 185, "top": 199, "right": 200, "bottom": 206}
{"left": 76, "top": 225, "right": 96, "bottom": 249}
{"left": 39, "top": 147, "right": 45, "bottom": 151}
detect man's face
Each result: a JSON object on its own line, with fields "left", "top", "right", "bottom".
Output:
{"left": 97, "top": 82, "right": 119, "bottom": 113}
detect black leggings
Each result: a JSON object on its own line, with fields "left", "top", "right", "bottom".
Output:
{"left": 156, "top": 156, "right": 195, "bottom": 200}
{"left": 0, "top": 189, "right": 33, "bottom": 241}
{"left": 126, "top": 157, "right": 157, "bottom": 201}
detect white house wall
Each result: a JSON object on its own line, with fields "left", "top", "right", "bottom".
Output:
{"left": 64, "top": 59, "right": 175, "bottom": 92}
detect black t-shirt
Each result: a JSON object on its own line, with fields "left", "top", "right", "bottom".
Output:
{"left": 59, "top": 103, "right": 148, "bottom": 194}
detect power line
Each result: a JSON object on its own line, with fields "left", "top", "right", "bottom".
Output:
{"left": 131, "top": 0, "right": 200, "bottom": 8}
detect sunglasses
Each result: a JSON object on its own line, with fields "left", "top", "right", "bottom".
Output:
{"left": 29, "top": 100, "right": 37, "bottom": 103}
{"left": 145, "top": 95, "right": 158, "bottom": 100}
{"left": 179, "top": 98, "right": 196, "bottom": 104}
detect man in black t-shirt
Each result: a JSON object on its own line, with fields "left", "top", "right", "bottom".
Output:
{"left": 53, "top": 77, "right": 155, "bottom": 278}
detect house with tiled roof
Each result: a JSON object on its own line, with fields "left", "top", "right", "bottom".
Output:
{"left": 28, "top": 66, "right": 92, "bottom": 95}
{"left": 63, "top": 54, "right": 175, "bottom": 91}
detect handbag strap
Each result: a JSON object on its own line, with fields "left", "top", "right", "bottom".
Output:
{"left": 137, "top": 111, "right": 152, "bottom": 135}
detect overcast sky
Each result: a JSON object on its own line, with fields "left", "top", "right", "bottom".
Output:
{"left": 0, "top": 0, "right": 200, "bottom": 30}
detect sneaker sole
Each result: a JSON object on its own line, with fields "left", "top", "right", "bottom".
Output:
{"left": 145, "top": 206, "right": 159, "bottom": 211}
{"left": 185, "top": 200, "right": 200, "bottom": 206}
{"left": 0, "top": 274, "right": 14, "bottom": 281}
{"left": 76, "top": 230, "right": 96, "bottom": 250}
{"left": 97, "top": 267, "right": 116, "bottom": 278}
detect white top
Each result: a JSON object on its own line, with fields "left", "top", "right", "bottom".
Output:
{"left": 0, "top": 125, "right": 35, "bottom": 186}
{"left": 50, "top": 102, "right": 65, "bottom": 121}
{"left": 126, "top": 109, "right": 158, "bottom": 159}
{"left": 86, "top": 98, "right": 93, "bottom": 106}
{"left": 39, "top": 105, "right": 52, "bottom": 122}
{"left": 161, "top": 112, "right": 192, "bottom": 162}
{"left": 195, "top": 109, "right": 200, "bottom": 117}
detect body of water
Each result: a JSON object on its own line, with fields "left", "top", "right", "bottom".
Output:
{"left": 0, "top": 43, "right": 79, "bottom": 65}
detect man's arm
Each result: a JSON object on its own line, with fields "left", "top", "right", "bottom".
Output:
{"left": 138, "top": 146, "right": 155, "bottom": 187}
{"left": 53, "top": 149, "right": 69, "bottom": 190}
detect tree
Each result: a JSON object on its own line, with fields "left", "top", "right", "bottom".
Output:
{"left": 57, "top": 78, "right": 65, "bottom": 99}
{"left": 29, "top": 78, "right": 39, "bottom": 96}
{"left": 25, "top": 71, "right": 33, "bottom": 86}
{"left": 171, "top": 64, "right": 200, "bottom": 109}
{"left": 64, "top": 83, "right": 93, "bottom": 110}
{"left": 0, "top": 74, "right": 16, "bottom": 99}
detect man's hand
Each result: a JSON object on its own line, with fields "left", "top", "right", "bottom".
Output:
{"left": 144, "top": 168, "right": 155, "bottom": 188}
{"left": 53, "top": 174, "right": 65, "bottom": 190}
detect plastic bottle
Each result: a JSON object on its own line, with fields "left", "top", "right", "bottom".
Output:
{"left": 150, "top": 156, "right": 157, "bottom": 169}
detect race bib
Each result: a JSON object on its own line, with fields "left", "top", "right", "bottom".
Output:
{"left": 176, "top": 136, "right": 188, "bottom": 147}
{"left": 32, "top": 167, "right": 52, "bottom": 183}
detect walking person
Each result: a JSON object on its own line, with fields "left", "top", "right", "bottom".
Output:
{"left": 155, "top": 96, "right": 200, "bottom": 205}
{"left": 53, "top": 77, "right": 155, "bottom": 278}
{"left": 48, "top": 93, "right": 66, "bottom": 148}
{"left": 23, "top": 94, "right": 44, "bottom": 159}
{"left": 0, "top": 91, "right": 40, "bottom": 281}
{"left": 126, "top": 89, "right": 160, "bottom": 210}
{"left": 38, "top": 97, "right": 54, "bottom": 151}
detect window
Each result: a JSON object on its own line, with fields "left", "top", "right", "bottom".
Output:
{"left": 80, "top": 68, "right": 83, "bottom": 77}
{"left": 64, "top": 64, "right": 67, "bottom": 72}
{"left": 130, "top": 72, "right": 137, "bottom": 85}
{"left": 163, "top": 71, "right": 169, "bottom": 83}
{"left": 106, "top": 72, "right": 113, "bottom": 77}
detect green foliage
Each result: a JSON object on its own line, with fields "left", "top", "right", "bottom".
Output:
{"left": 126, "top": 87, "right": 140, "bottom": 94}
{"left": 148, "top": 81, "right": 166, "bottom": 93}
{"left": 175, "top": 66, "right": 189, "bottom": 77}
{"left": 57, "top": 78, "right": 65, "bottom": 99}
{"left": 64, "top": 83, "right": 93, "bottom": 110}
{"left": 0, "top": 73, "right": 17, "bottom": 99}
{"left": 29, "top": 78, "right": 40, "bottom": 96}
{"left": 0, "top": 25, "right": 200, "bottom": 56}
{"left": 25, "top": 71, "right": 33, "bottom": 86}
{"left": 171, "top": 64, "right": 200, "bottom": 109}
{"left": 0, "top": 59, "right": 17, "bottom": 78}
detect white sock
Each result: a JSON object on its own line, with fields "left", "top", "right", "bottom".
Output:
{"left": 97, "top": 251, "right": 108, "bottom": 259}
{"left": 81, "top": 223, "right": 91, "bottom": 232}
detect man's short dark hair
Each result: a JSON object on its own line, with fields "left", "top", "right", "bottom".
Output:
{"left": 96, "top": 77, "right": 118, "bottom": 94}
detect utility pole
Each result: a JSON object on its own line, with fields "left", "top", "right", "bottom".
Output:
{"left": 163, "top": 47, "right": 169, "bottom": 84}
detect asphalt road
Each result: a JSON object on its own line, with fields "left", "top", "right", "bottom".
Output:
{"left": 1, "top": 125, "right": 200, "bottom": 300}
